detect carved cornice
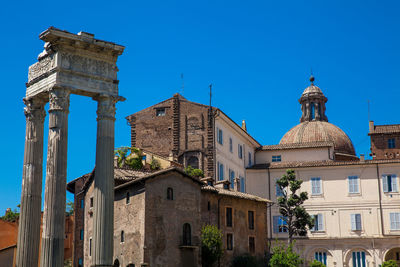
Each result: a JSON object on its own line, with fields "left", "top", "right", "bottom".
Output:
{"left": 23, "top": 97, "right": 46, "bottom": 123}
{"left": 49, "top": 88, "right": 70, "bottom": 112}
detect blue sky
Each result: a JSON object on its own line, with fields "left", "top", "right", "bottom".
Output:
{"left": 0, "top": 0, "right": 399, "bottom": 213}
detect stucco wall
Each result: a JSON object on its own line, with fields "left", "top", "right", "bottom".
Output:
{"left": 255, "top": 147, "right": 333, "bottom": 164}
{"left": 144, "top": 173, "right": 202, "bottom": 267}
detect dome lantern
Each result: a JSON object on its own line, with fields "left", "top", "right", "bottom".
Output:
{"left": 299, "top": 76, "right": 328, "bottom": 123}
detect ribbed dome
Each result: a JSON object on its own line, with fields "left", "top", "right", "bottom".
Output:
{"left": 302, "top": 84, "right": 323, "bottom": 95}
{"left": 280, "top": 121, "right": 356, "bottom": 155}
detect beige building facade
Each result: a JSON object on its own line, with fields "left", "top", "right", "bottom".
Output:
{"left": 246, "top": 76, "right": 400, "bottom": 267}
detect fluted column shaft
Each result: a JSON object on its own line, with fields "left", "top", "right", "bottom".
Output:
{"left": 92, "top": 95, "right": 117, "bottom": 267}
{"left": 16, "top": 97, "right": 46, "bottom": 267}
{"left": 40, "top": 88, "right": 70, "bottom": 267}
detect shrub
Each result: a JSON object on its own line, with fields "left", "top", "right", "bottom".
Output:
{"left": 185, "top": 166, "right": 204, "bottom": 178}
{"left": 150, "top": 158, "right": 161, "bottom": 170}
{"left": 269, "top": 242, "right": 303, "bottom": 267}
{"left": 309, "top": 260, "right": 325, "bottom": 267}
{"left": 382, "top": 260, "right": 398, "bottom": 267}
{"left": 201, "top": 225, "right": 223, "bottom": 267}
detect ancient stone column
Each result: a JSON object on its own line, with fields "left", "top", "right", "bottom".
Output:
{"left": 16, "top": 97, "right": 46, "bottom": 267}
{"left": 92, "top": 95, "right": 117, "bottom": 267}
{"left": 40, "top": 88, "right": 70, "bottom": 267}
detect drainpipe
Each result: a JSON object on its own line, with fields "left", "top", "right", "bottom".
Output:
{"left": 267, "top": 167, "right": 273, "bottom": 251}
{"left": 376, "top": 164, "right": 385, "bottom": 236}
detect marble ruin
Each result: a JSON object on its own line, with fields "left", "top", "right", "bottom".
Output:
{"left": 17, "top": 27, "right": 124, "bottom": 267}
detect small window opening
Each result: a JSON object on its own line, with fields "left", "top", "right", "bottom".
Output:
{"left": 121, "top": 231, "right": 125, "bottom": 243}
{"left": 167, "top": 187, "right": 174, "bottom": 200}
{"left": 183, "top": 223, "right": 191, "bottom": 245}
{"left": 156, "top": 108, "right": 166, "bottom": 117}
{"left": 90, "top": 197, "right": 94, "bottom": 208}
{"left": 126, "top": 192, "right": 130, "bottom": 204}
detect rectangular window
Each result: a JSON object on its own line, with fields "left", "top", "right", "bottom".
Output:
{"left": 248, "top": 152, "right": 252, "bottom": 166}
{"left": 218, "top": 162, "right": 224, "bottom": 181}
{"left": 351, "top": 214, "right": 362, "bottom": 231}
{"left": 156, "top": 108, "right": 166, "bottom": 117}
{"left": 80, "top": 199, "right": 84, "bottom": 209}
{"left": 383, "top": 174, "right": 398, "bottom": 192}
{"left": 311, "top": 214, "right": 324, "bottom": 231}
{"left": 348, "top": 176, "right": 359, "bottom": 194}
{"left": 226, "top": 207, "right": 233, "bottom": 227}
{"left": 239, "top": 176, "right": 245, "bottom": 193}
{"left": 249, "top": 236, "right": 255, "bottom": 253}
{"left": 229, "top": 137, "right": 233, "bottom": 152}
{"left": 229, "top": 169, "right": 235, "bottom": 189}
{"left": 248, "top": 211, "right": 254, "bottom": 230}
{"left": 89, "top": 238, "right": 92, "bottom": 256}
{"left": 238, "top": 144, "right": 243, "bottom": 159}
{"left": 388, "top": 138, "right": 396, "bottom": 149}
{"left": 226, "top": 233, "right": 233, "bottom": 250}
{"left": 276, "top": 180, "right": 284, "bottom": 197}
{"left": 217, "top": 128, "right": 223, "bottom": 145}
{"left": 80, "top": 229, "right": 84, "bottom": 240}
{"left": 272, "top": 155, "right": 281, "bottom": 162}
{"left": 90, "top": 197, "right": 94, "bottom": 208}
{"left": 390, "top": 213, "right": 400, "bottom": 230}
{"left": 126, "top": 191, "right": 130, "bottom": 204}
{"left": 311, "top": 177, "right": 322, "bottom": 195}
{"left": 315, "top": 252, "right": 327, "bottom": 266}
{"left": 273, "top": 216, "right": 288, "bottom": 233}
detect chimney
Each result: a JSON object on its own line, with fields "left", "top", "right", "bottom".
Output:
{"left": 242, "top": 120, "right": 247, "bottom": 131}
{"left": 360, "top": 154, "right": 365, "bottom": 162}
{"left": 369, "top": 121, "right": 374, "bottom": 133}
{"left": 5, "top": 208, "right": 11, "bottom": 216}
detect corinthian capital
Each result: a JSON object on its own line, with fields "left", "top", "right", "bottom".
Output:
{"left": 23, "top": 97, "right": 46, "bottom": 123}
{"left": 49, "top": 88, "right": 70, "bottom": 112}
{"left": 94, "top": 95, "right": 125, "bottom": 121}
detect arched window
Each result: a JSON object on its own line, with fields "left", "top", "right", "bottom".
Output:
{"left": 183, "top": 223, "right": 191, "bottom": 246}
{"left": 167, "top": 187, "right": 173, "bottom": 200}
{"left": 121, "top": 231, "right": 124, "bottom": 243}
{"left": 188, "top": 156, "right": 199, "bottom": 169}
{"left": 311, "top": 103, "right": 315, "bottom": 119}
{"left": 113, "top": 259, "right": 120, "bottom": 267}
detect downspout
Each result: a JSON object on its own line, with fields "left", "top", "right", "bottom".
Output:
{"left": 376, "top": 163, "right": 385, "bottom": 236}
{"left": 267, "top": 167, "right": 273, "bottom": 250}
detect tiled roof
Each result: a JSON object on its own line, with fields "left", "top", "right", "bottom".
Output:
{"left": 259, "top": 141, "right": 334, "bottom": 151}
{"left": 201, "top": 185, "right": 271, "bottom": 203}
{"left": 247, "top": 159, "right": 400, "bottom": 169}
{"left": 370, "top": 124, "right": 400, "bottom": 134}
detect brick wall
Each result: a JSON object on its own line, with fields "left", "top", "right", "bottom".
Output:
{"left": 370, "top": 134, "right": 400, "bottom": 159}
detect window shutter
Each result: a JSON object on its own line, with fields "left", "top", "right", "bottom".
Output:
{"left": 318, "top": 214, "right": 324, "bottom": 231}
{"left": 348, "top": 177, "right": 353, "bottom": 193}
{"left": 311, "top": 179, "right": 316, "bottom": 194}
{"left": 356, "top": 214, "right": 362, "bottom": 230}
{"left": 391, "top": 175, "right": 398, "bottom": 192}
{"left": 351, "top": 214, "right": 356, "bottom": 230}
{"left": 382, "top": 175, "right": 388, "bottom": 192}
{"left": 273, "top": 216, "right": 279, "bottom": 233}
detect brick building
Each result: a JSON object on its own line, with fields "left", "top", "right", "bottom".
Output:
{"left": 67, "top": 167, "right": 269, "bottom": 267}
{"left": 126, "top": 93, "right": 260, "bottom": 190}
{"left": 369, "top": 121, "right": 400, "bottom": 160}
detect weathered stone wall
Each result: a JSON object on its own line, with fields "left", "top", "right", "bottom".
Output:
{"left": 83, "top": 183, "right": 94, "bottom": 267}
{"left": 113, "top": 183, "right": 146, "bottom": 266}
{"left": 128, "top": 98, "right": 174, "bottom": 157}
{"left": 201, "top": 191, "right": 268, "bottom": 266}
{"left": 144, "top": 173, "right": 202, "bottom": 267}
{"left": 72, "top": 177, "right": 86, "bottom": 267}
{"left": 370, "top": 133, "right": 400, "bottom": 159}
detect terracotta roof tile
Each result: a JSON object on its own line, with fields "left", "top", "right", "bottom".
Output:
{"left": 370, "top": 124, "right": 400, "bottom": 134}
{"left": 259, "top": 141, "right": 334, "bottom": 151}
{"left": 201, "top": 185, "right": 271, "bottom": 203}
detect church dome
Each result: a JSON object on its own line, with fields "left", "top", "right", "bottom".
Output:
{"left": 280, "top": 75, "right": 356, "bottom": 156}
{"left": 280, "top": 121, "right": 356, "bottom": 155}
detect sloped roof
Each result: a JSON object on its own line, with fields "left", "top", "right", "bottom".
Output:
{"left": 259, "top": 141, "right": 334, "bottom": 151}
{"left": 201, "top": 185, "right": 271, "bottom": 203}
{"left": 369, "top": 124, "right": 400, "bottom": 135}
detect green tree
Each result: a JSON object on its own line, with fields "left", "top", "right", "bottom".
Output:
{"left": 201, "top": 225, "right": 223, "bottom": 267}
{"left": 114, "top": 146, "right": 130, "bottom": 167}
{"left": 185, "top": 166, "right": 204, "bottom": 178}
{"left": 150, "top": 158, "right": 161, "bottom": 170}
{"left": 276, "top": 169, "right": 314, "bottom": 243}
{"left": 269, "top": 242, "right": 303, "bottom": 267}
{"left": 66, "top": 200, "right": 74, "bottom": 216}
{"left": 309, "top": 260, "right": 326, "bottom": 267}
{"left": 0, "top": 205, "right": 20, "bottom": 222}
{"left": 382, "top": 260, "right": 398, "bottom": 267}
{"left": 125, "top": 147, "right": 144, "bottom": 170}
